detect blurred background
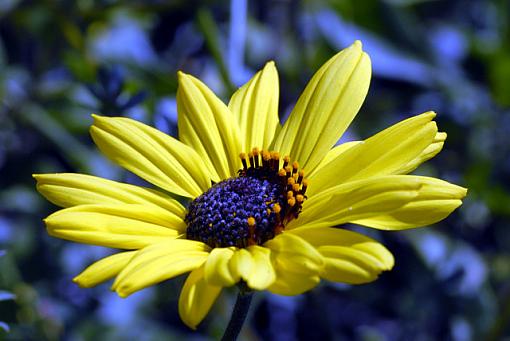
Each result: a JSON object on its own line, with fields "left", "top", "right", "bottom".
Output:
{"left": 0, "top": 0, "right": 509, "bottom": 340}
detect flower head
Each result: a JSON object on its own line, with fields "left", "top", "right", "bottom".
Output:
{"left": 34, "top": 41, "right": 466, "bottom": 329}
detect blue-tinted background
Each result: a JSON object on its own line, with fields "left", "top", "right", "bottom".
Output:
{"left": 1, "top": 0, "right": 509, "bottom": 340}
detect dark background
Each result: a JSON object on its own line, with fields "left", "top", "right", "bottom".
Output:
{"left": 1, "top": 0, "right": 509, "bottom": 340}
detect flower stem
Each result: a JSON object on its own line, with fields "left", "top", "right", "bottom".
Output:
{"left": 221, "top": 284, "right": 253, "bottom": 341}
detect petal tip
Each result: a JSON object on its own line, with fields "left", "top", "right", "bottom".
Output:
{"left": 262, "top": 61, "right": 278, "bottom": 80}
{"left": 89, "top": 124, "right": 101, "bottom": 138}
{"left": 117, "top": 291, "right": 129, "bottom": 298}
{"left": 264, "top": 60, "right": 276, "bottom": 69}
{"left": 177, "top": 70, "right": 191, "bottom": 82}
{"left": 353, "top": 40, "right": 363, "bottom": 49}
{"left": 72, "top": 276, "right": 88, "bottom": 288}
{"left": 385, "top": 252, "right": 395, "bottom": 270}
{"left": 90, "top": 114, "right": 110, "bottom": 127}
{"left": 91, "top": 113, "right": 103, "bottom": 122}
{"left": 461, "top": 187, "right": 469, "bottom": 198}
{"left": 182, "top": 320, "right": 198, "bottom": 330}
{"left": 425, "top": 111, "right": 437, "bottom": 119}
{"left": 436, "top": 131, "right": 447, "bottom": 142}
{"left": 113, "top": 284, "right": 130, "bottom": 298}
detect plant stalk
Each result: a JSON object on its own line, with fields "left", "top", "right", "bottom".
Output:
{"left": 221, "top": 285, "right": 253, "bottom": 341}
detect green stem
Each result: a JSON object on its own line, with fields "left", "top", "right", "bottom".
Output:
{"left": 221, "top": 285, "right": 253, "bottom": 341}
{"left": 196, "top": 8, "right": 236, "bottom": 95}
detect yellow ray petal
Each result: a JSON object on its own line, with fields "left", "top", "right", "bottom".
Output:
{"left": 44, "top": 204, "right": 185, "bottom": 249}
{"left": 272, "top": 41, "right": 371, "bottom": 173}
{"left": 308, "top": 112, "right": 438, "bottom": 196}
{"left": 264, "top": 233, "right": 323, "bottom": 275}
{"left": 310, "top": 141, "right": 361, "bottom": 177}
{"left": 318, "top": 246, "right": 388, "bottom": 272}
{"left": 179, "top": 265, "right": 222, "bottom": 330}
{"left": 289, "top": 175, "right": 423, "bottom": 229}
{"left": 113, "top": 239, "right": 209, "bottom": 297}
{"left": 321, "top": 258, "right": 374, "bottom": 283}
{"left": 33, "top": 173, "right": 185, "bottom": 215}
{"left": 394, "top": 132, "right": 447, "bottom": 175}
{"left": 243, "top": 246, "right": 276, "bottom": 290}
{"left": 289, "top": 227, "right": 394, "bottom": 270}
{"left": 204, "top": 247, "right": 237, "bottom": 286}
{"left": 228, "top": 61, "right": 280, "bottom": 151}
{"left": 73, "top": 251, "right": 137, "bottom": 288}
{"left": 289, "top": 226, "right": 394, "bottom": 284}
{"left": 225, "top": 247, "right": 275, "bottom": 290}
{"left": 90, "top": 115, "right": 211, "bottom": 198}
{"left": 352, "top": 176, "right": 467, "bottom": 229}
{"left": 264, "top": 233, "right": 323, "bottom": 295}
{"left": 312, "top": 131, "right": 446, "bottom": 179}
{"left": 268, "top": 271, "right": 320, "bottom": 296}
{"left": 229, "top": 248, "right": 254, "bottom": 283}
{"left": 177, "top": 72, "right": 241, "bottom": 180}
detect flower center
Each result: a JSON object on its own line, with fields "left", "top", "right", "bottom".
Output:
{"left": 185, "top": 148, "right": 308, "bottom": 248}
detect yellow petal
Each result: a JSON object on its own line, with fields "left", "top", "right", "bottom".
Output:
{"left": 113, "top": 239, "right": 209, "bottom": 297}
{"left": 318, "top": 246, "right": 388, "bottom": 272}
{"left": 33, "top": 173, "right": 185, "bottom": 215}
{"left": 289, "top": 175, "right": 422, "bottom": 229}
{"left": 177, "top": 72, "right": 241, "bottom": 180}
{"left": 229, "top": 248, "right": 254, "bottom": 284}
{"left": 352, "top": 176, "right": 467, "bottom": 229}
{"left": 45, "top": 204, "right": 185, "bottom": 249}
{"left": 90, "top": 115, "right": 211, "bottom": 198}
{"left": 264, "top": 233, "right": 323, "bottom": 275}
{"left": 73, "top": 251, "right": 136, "bottom": 288}
{"left": 272, "top": 41, "right": 371, "bottom": 173}
{"left": 268, "top": 271, "right": 320, "bottom": 296}
{"left": 264, "top": 233, "right": 323, "bottom": 295}
{"left": 178, "top": 265, "right": 222, "bottom": 330}
{"left": 308, "top": 112, "right": 438, "bottom": 196}
{"left": 204, "top": 247, "right": 237, "bottom": 286}
{"left": 289, "top": 226, "right": 394, "bottom": 284}
{"left": 321, "top": 258, "right": 374, "bottom": 283}
{"left": 228, "top": 61, "right": 280, "bottom": 151}
{"left": 244, "top": 246, "right": 276, "bottom": 290}
{"left": 289, "top": 227, "right": 394, "bottom": 270}
{"left": 394, "top": 132, "right": 447, "bottom": 175}
{"left": 226, "top": 248, "right": 275, "bottom": 290}
{"left": 310, "top": 141, "right": 361, "bottom": 177}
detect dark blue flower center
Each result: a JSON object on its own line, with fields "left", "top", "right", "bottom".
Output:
{"left": 185, "top": 176, "right": 284, "bottom": 247}
{"left": 185, "top": 149, "right": 308, "bottom": 248}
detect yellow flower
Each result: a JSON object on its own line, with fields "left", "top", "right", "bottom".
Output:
{"left": 34, "top": 41, "right": 466, "bottom": 329}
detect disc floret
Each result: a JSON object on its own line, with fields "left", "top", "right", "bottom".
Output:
{"left": 185, "top": 148, "right": 308, "bottom": 248}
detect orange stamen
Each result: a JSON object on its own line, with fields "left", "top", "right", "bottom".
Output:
{"left": 239, "top": 152, "right": 248, "bottom": 170}
{"left": 283, "top": 156, "right": 290, "bottom": 168}
{"left": 287, "top": 197, "right": 296, "bottom": 207}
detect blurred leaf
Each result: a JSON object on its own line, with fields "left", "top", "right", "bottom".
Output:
{"left": 196, "top": 8, "right": 235, "bottom": 95}
{"left": 488, "top": 52, "right": 510, "bottom": 106}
